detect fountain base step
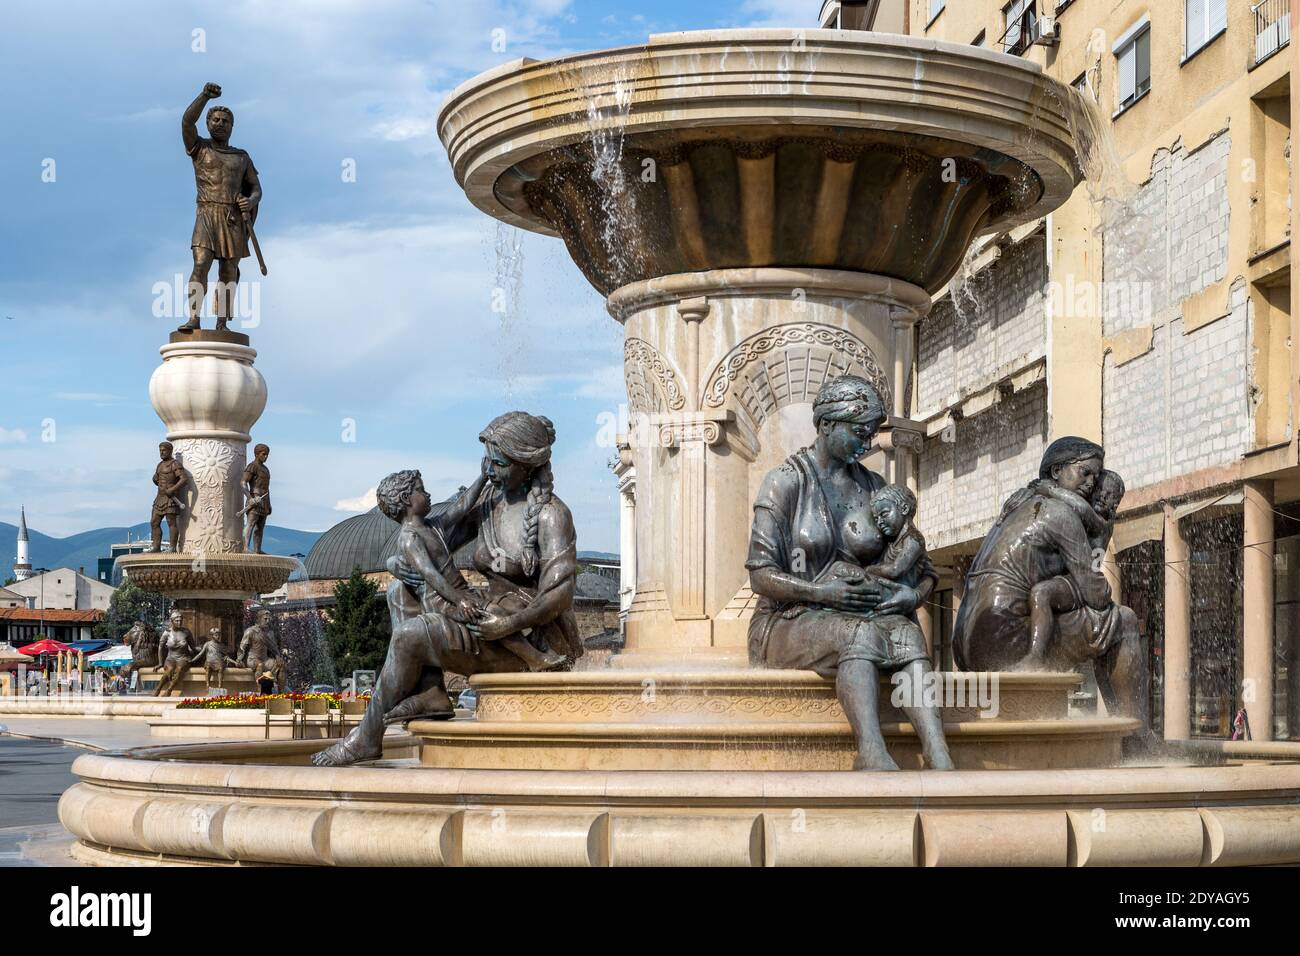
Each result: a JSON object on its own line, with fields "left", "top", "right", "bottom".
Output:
{"left": 136, "top": 667, "right": 258, "bottom": 698}
{"left": 409, "top": 670, "right": 1138, "bottom": 771}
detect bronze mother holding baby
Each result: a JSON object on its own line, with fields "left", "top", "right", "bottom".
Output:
{"left": 314, "top": 411, "right": 582, "bottom": 767}
{"left": 746, "top": 375, "right": 953, "bottom": 771}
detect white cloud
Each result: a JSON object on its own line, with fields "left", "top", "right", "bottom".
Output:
{"left": 334, "top": 487, "right": 378, "bottom": 512}
{"left": 0, "top": 428, "right": 28, "bottom": 444}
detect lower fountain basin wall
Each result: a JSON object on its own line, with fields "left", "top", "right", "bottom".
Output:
{"left": 59, "top": 742, "right": 1300, "bottom": 867}
{"left": 0, "top": 696, "right": 175, "bottom": 719}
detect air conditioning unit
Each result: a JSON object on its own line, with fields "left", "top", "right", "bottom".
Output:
{"left": 1029, "top": 15, "right": 1060, "bottom": 46}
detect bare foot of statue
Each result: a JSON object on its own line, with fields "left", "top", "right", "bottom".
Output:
{"left": 852, "top": 747, "right": 900, "bottom": 772}
{"left": 312, "top": 734, "right": 382, "bottom": 767}
{"left": 383, "top": 687, "right": 455, "bottom": 724}
{"left": 528, "top": 648, "right": 567, "bottom": 672}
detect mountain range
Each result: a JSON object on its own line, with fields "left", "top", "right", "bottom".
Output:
{"left": 2, "top": 521, "right": 618, "bottom": 584}
{"left": 1, "top": 521, "right": 322, "bottom": 581}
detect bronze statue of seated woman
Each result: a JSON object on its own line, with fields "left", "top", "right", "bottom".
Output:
{"left": 313, "top": 411, "right": 583, "bottom": 767}
{"left": 746, "top": 374, "right": 953, "bottom": 771}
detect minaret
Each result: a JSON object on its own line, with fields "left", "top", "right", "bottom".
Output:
{"left": 13, "top": 506, "right": 33, "bottom": 582}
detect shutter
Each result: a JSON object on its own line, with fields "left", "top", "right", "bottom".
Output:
{"left": 1209, "top": 0, "right": 1227, "bottom": 38}
{"left": 1186, "top": 0, "right": 1207, "bottom": 54}
{"left": 1118, "top": 42, "right": 1135, "bottom": 105}
{"left": 1136, "top": 29, "right": 1151, "bottom": 96}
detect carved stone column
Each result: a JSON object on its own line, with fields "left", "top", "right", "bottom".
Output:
{"left": 148, "top": 331, "right": 267, "bottom": 555}
{"left": 610, "top": 267, "right": 930, "bottom": 658}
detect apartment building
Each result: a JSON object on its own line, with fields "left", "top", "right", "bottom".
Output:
{"left": 892, "top": 0, "right": 1297, "bottom": 741}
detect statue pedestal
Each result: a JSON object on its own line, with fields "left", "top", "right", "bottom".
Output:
{"left": 122, "top": 330, "right": 295, "bottom": 658}
{"left": 137, "top": 666, "right": 257, "bottom": 698}
{"left": 412, "top": 671, "right": 1138, "bottom": 772}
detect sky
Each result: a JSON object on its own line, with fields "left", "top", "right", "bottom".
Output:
{"left": 0, "top": 0, "right": 816, "bottom": 551}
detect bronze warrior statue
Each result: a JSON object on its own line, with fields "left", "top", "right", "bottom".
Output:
{"left": 952, "top": 436, "right": 1150, "bottom": 741}
{"left": 241, "top": 443, "right": 272, "bottom": 554}
{"left": 180, "top": 82, "right": 263, "bottom": 333}
{"left": 746, "top": 375, "right": 953, "bottom": 771}
{"left": 313, "top": 411, "right": 583, "bottom": 767}
{"left": 156, "top": 610, "right": 197, "bottom": 696}
{"left": 151, "top": 441, "right": 187, "bottom": 552}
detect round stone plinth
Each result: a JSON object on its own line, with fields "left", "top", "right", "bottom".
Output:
{"left": 409, "top": 670, "right": 1138, "bottom": 771}
{"left": 58, "top": 743, "right": 1300, "bottom": 867}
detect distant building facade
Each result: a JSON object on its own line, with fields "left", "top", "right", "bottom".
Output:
{"left": 7, "top": 567, "right": 115, "bottom": 612}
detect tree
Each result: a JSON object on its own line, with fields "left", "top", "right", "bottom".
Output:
{"left": 324, "top": 568, "right": 390, "bottom": 679}
{"left": 244, "top": 605, "right": 333, "bottom": 691}
{"left": 3, "top": 576, "right": 15, "bottom": 587}
{"left": 95, "top": 578, "right": 170, "bottom": 641}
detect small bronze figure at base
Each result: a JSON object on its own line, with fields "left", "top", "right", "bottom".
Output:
{"left": 192, "top": 627, "right": 238, "bottom": 691}
{"left": 156, "top": 611, "right": 197, "bottom": 696}
{"left": 238, "top": 609, "right": 278, "bottom": 681}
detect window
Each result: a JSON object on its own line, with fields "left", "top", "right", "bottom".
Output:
{"left": 1072, "top": 70, "right": 1089, "bottom": 96}
{"left": 1113, "top": 18, "right": 1151, "bottom": 114}
{"left": 1000, "top": 0, "right": 1034, "bottom": 53}
{"left": 1185, "top": 0, "right": 1227, "bottom": 59}
{"left": 928, "top": 0, "right": 945, "bottom": 25}
{"left": 972, "top": 29, "right": 986, "bottom": 46}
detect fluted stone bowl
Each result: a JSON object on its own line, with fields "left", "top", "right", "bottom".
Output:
{"left": 117, "top": 552, "right": 298, "bottom": 601}
{"left": 439, "top": 29, "right": 1080, "bottom": 296}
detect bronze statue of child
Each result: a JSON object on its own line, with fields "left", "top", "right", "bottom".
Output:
{"left": 1022, "top": 469, "right": 1125, "bottom": 668}
{"left": 192, "top": 627, "right": 238, "bottom": 691}
{"left": 811, "top": 484, "right": 929, "bottom": 620}
{"left": 863, "top": 484, "right": 929, "bottom": 597}
{"left": 379, "top": 469, "right": 564, "bottom": 674}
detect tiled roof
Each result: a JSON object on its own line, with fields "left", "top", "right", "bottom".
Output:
{"left": 0, "top": 608, "right": 104, "bottom": 623}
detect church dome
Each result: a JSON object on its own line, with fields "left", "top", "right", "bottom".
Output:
{"left": 302, "top": 507, "right": 400, "bottom": 581}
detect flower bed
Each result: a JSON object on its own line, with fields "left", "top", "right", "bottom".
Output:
{"left": 175, "top": 693, "right": 370, "bottom": 710}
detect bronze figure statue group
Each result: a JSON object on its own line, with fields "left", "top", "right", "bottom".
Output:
{"left": 156, "top": 86, "right": 1149, "bottom": 770}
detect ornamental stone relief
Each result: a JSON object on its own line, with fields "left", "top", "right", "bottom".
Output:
{"left": 624, "top": 337, "right": 686, "bottom": 415}
{"left": 700, "top": 322, "right": 892, "bottom": 418}
{"left": 173, "top": 438, "right": 244, "bottom": 554}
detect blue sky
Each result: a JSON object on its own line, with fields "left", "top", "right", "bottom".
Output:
{"left": 0, "top": 0, "right": 812, "bottom": 550}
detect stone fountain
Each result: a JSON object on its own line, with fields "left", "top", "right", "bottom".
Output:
{"left": 58, "top": 29, "right": 1300, "bottom": 867}
{"left": 115, "top": 328, "right": 296, "bottom": 695}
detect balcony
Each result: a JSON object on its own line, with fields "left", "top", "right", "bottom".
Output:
{"left": 1254, "top": 0, "right": 1291, "bottom": 67}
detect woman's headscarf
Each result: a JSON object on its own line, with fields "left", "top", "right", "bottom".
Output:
{"left": 1038, "top": 436, "right": 1104, "bottom": 480}
{"left": 811, "top": 374, "right": 887, "bottom": 429}
{"left": 478, "top": 411, "right": 557, "bottom": 577}
{"left": 479, "top": 411, "right": 555, "bottom": 467}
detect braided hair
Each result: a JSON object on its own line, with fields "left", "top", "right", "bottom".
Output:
{"left": 478, "top": 412, "right": 557, "bottom": 578}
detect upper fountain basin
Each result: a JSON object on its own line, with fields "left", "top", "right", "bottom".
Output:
{"left": 439, "top": 29, "right": 1081, "bottom": 296}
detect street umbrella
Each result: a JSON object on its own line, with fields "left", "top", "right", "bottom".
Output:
{"left": 87, "top": 644, "right": 133, "bottom": 668}
{"left": 17, "top": 639, "right": 71, "bottom": 657}
{"left": 0, "top": 643, "right": 33, "bottom": 668}
{"left": 67, "top": 639, "right": 112, "bottom": 654}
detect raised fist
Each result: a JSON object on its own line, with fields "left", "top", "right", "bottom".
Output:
{"left": 202, "top": 82, "right": 222, "bottom": 99}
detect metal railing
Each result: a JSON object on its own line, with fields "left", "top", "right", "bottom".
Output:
{"left": 1253, "top": 0, "right": 1291, "bottom": 66}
